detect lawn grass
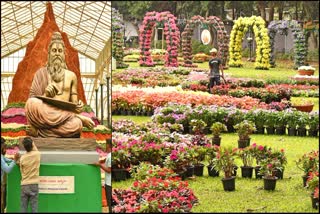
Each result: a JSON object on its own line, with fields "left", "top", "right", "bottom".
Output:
{"left": 114, "top": 59, "right": 319, "bottom": 82}
{"left": 112, "top": 132, "right": 319, "bottom": 213}
{"left": 112, "top": 115, "right": 152, "bottom": 124}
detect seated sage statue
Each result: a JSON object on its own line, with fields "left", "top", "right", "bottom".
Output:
{"left": 25, "top": 32, "right": 94, "bottom": 138}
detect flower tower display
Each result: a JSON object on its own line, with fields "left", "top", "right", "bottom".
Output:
{"left": 139, "top": 11, "right": 180, "bottom": 67}
{"left": 112, "top": 8, "right": 128, "bottom": 69}
{"left": 229, "top": 16, "right": 271, "bottom": 70}
{"left": 268, "top": 20, "right": 307, "bottom": 69}
{"left": 181, "top": 15, "right": 229, "bottom": 68}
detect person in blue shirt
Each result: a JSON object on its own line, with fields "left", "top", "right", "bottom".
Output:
{"left": 94, "top": 139, "right": 112, "bottom": 213}
{"left": 208, "top": 48, "right": 224, "bottom": 93}
{"left": 1, "top": 137, "right": 20, "bottom": 213}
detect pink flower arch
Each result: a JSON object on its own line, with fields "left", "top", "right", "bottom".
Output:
{"left": 139, "top": 11, "right": 180, "bottom": 67}
{"left": 181, "top": 15, "right": 229, "bottom": 68}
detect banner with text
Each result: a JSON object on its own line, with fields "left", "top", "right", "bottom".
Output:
{"left": 39, "top": 176, "right": 75, "bottom": 194}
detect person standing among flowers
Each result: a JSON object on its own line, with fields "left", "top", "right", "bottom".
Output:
{"left": 18, "top": 137, "right": 41, "bottom": 213}
{"left": 208, "top": 48, "right": 224, "bottom": 93}
{"left": 1, "top": 137, "right": 20, "bottom": 213}
{"left": 94, "top": 139, "right": 112, "bottom": 213}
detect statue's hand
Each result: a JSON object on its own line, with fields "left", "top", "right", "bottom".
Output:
{"left": 45, "top": 84, "right": 58, "bottom": 98}
{"left": 75, "top": 100, "right": 84, "bottom": 113}
{"left": 76, "top": 114, "right": 94, "bottom": 129}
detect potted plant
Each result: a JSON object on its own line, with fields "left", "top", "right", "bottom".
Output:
{"left": 269, "top": 148, "right": 287, "bottom": 179}
{"left": 306, "top": 171, "right": 319, "bottom": 209}
{"left": 258, "top": 157, "right": 282, "bottom": 191}
{"left": 251, "top": 109, "right": 267, "bottom": 134}
{"left": 189, "top": 119, "right": 207, "bottom": 135}
{"left": 237, "top": 146, "right": 255, "bottom": 178}
{"left": 206, "top": 144, "right": 220, "bottom": 177}
{"left": 308, "top": 112, "right": 319, "bottom": 137}
{"left": 251, "top": 144, "right": 271, "bottom": 179}
{"left": 274, "top": 111, "right": 287, "bottom": 135}
{"left": 296, "top": 150, "right": 319, "bottom": 187}
{"left": 189, "top": 146, "right": 207, "bottom": 176}
{"left": 234, "top": 120, "right": 256, "bottom": 148}
{"left": 210, "top": 122, "right": 227, "bottom": 146}
{"left": 163, "top": 148, "right": 189, "bottom": 180}
{"left": 291, "top": 98, "right": 314, "bottom": 113}
{"left": 284, "top": 109, "right": 300, "bottom": 136}
{"left": 297, "top": 65, "right": 316, "bottom": 76}
{"left": 295, "top": 111, "right": 308, "bottom": 136}
{"left": 212, "top": 146, "right": 238, "bottom": 191}
{"left": 265, "top": 111, "right": 278, "bottom": 135}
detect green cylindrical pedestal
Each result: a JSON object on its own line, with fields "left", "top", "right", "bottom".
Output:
{"left": 7, "top": 163, "right": 102, "bottom": 212}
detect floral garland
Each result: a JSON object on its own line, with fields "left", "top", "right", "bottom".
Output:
{"left": 112, "top": 8, "right": 128, "bottom": 69}
{"left": 181, "top": 15, "right": 229, "bottom": 68}
{"left": 139, "top": 11, "right": 180, "bottom": 67}
{"left": 229, "top": 16, "right": 271, "bottom": 70}
{"left": 268, "top": 20, "right": 307, "bottom": 69}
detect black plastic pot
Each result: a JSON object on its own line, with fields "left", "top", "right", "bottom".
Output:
{"left": 221, "top": 176, "right": 236, "bottom": 191}
{"left": 185, "top": 165, "right": 194, "bottom": 177}
{"left": 238, "top": 138, "right": 250, "bottom": 148}
{"left": 266, "top": 127, "right": 275, "bottom": 135}
{"left": 275, "top": 126, "right": 286, "bottom": 135}
{"left": 241, "top": 166, "right": 254, "bottom": 178}
{"left": 288, "top": 127, "right": 297, "bottom": 136}
{"left": 193, "top": 163, "right": 204, "bottom": 176}
{"left": 212, "top": 136, "right": 221, "bottom": 146}
{"left": 297, "top": 128, "right": 307, "bottom": 136}
{"left": 207, "top": 165, "right": 219, "bottom": 177}
{"left": 263, "top": 176, "right": 277, "bottom": 191}
{"left": 255, "top": 126, "right": 265, "bottom": 134}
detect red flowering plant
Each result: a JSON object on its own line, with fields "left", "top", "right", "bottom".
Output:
{"left": 163, "top": 148, "right": 190, "bottom": 174}
{"left": 296, "top": 150, "right": 319, "bottom": 177}
{"left": 237, "top": 145, "right": 255, "bottom": 167}
{"left": 112, "top": 162, "right": 198, "bottom": 213}
{"left": 258, "top": 157, "right": 282, "bottom": 179}
{"left": 306, "top": 171, "right": 319, "bottom": 199}
{"left": 212, "top": 146, "right": 238, "bottom": 178}
{"left": 251, "top": 143, "right": 272, "bottom": 166}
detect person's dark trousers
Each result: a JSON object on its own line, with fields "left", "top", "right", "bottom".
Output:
{"left": 21, "top": 184, "right": 39, "bottom": 213}
{"left": 105, "top": 185, "right": 112, "bottom": 213}
{"left": 208, "top": 76, "right": 221, "bottom": 93}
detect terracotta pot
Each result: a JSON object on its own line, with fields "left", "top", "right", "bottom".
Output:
{"left": 298, "top": 70, "right": 315, "bottom": 76}
{"left": 292, "top": 104, "right": 314, "bottom": 113}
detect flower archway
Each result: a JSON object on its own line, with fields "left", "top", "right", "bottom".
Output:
{"left": 268, "top": 20, "right": 307, "bottom": 69}
{"left": 181, "top": 15, "right": 229, "bottom": 68}
{"left": 112, "top": 8, "right": 128, "bottom": 69}
{"left": 139, "top": 11, "right": 180, "bottom": 67}
{"left": 229, "top": 16, "right": 271, "bottom": 70}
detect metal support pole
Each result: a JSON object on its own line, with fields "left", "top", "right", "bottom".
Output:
{"left": 100, "top": 83, "right": 104, "bottom": 125}
{"left": 95, "top": 88, "right": 98, "bottom": 118}
{"left": 106, "top": 77, "right": 110, "bottom": 128}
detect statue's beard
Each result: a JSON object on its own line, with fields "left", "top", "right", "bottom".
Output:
{"left": 48, "top": 56, "right": 65, "bottom": 82}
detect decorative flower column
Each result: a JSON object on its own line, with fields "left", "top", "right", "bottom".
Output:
{"left": 181, "top": 15, "right": 228, "bottom": 68}
{"left": 139, "top": 11, "right": 180, "bottom": 67}
{"left": 112, "top": 8, "right": 128, "bottom": 69}
{"left": 229, "top": 16, "right": 271, "bottom": 70}
{"left": 268, "top": 20, "right": 307, "bottom": 69}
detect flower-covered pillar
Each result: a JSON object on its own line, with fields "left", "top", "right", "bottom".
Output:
{"left": 181, "top": 15, "right": 228, "bottom": 68}
{"left": 139, "top": 11, "right": 180, "bottom": 67}
{"left": 229, "top": 16, "right": 271, "bottom": 70}
{"left": 112, "top": 8, "right": 128, "bottom": 69}
{"left": 207, "top": 16, "right": 229, "bottom": 68}
{"left": 268, "top": 20, "right": 307, "bottom": 69}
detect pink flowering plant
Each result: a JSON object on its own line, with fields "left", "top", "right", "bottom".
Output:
{"left": 212, "top": 146, "right": 238, "bottom": 178}
{"left": 237, "top": 146, "right": 255, "bottom": 167}
{"left": 163, "top": 148, "right": 190, "bottom": 173}
{"left": 258, "top": 158, "right": 282, "bottom": 179}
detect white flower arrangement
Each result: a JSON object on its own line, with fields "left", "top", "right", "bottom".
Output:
{"left": 298, "top": 65, "right": 316, "bottom": 71}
